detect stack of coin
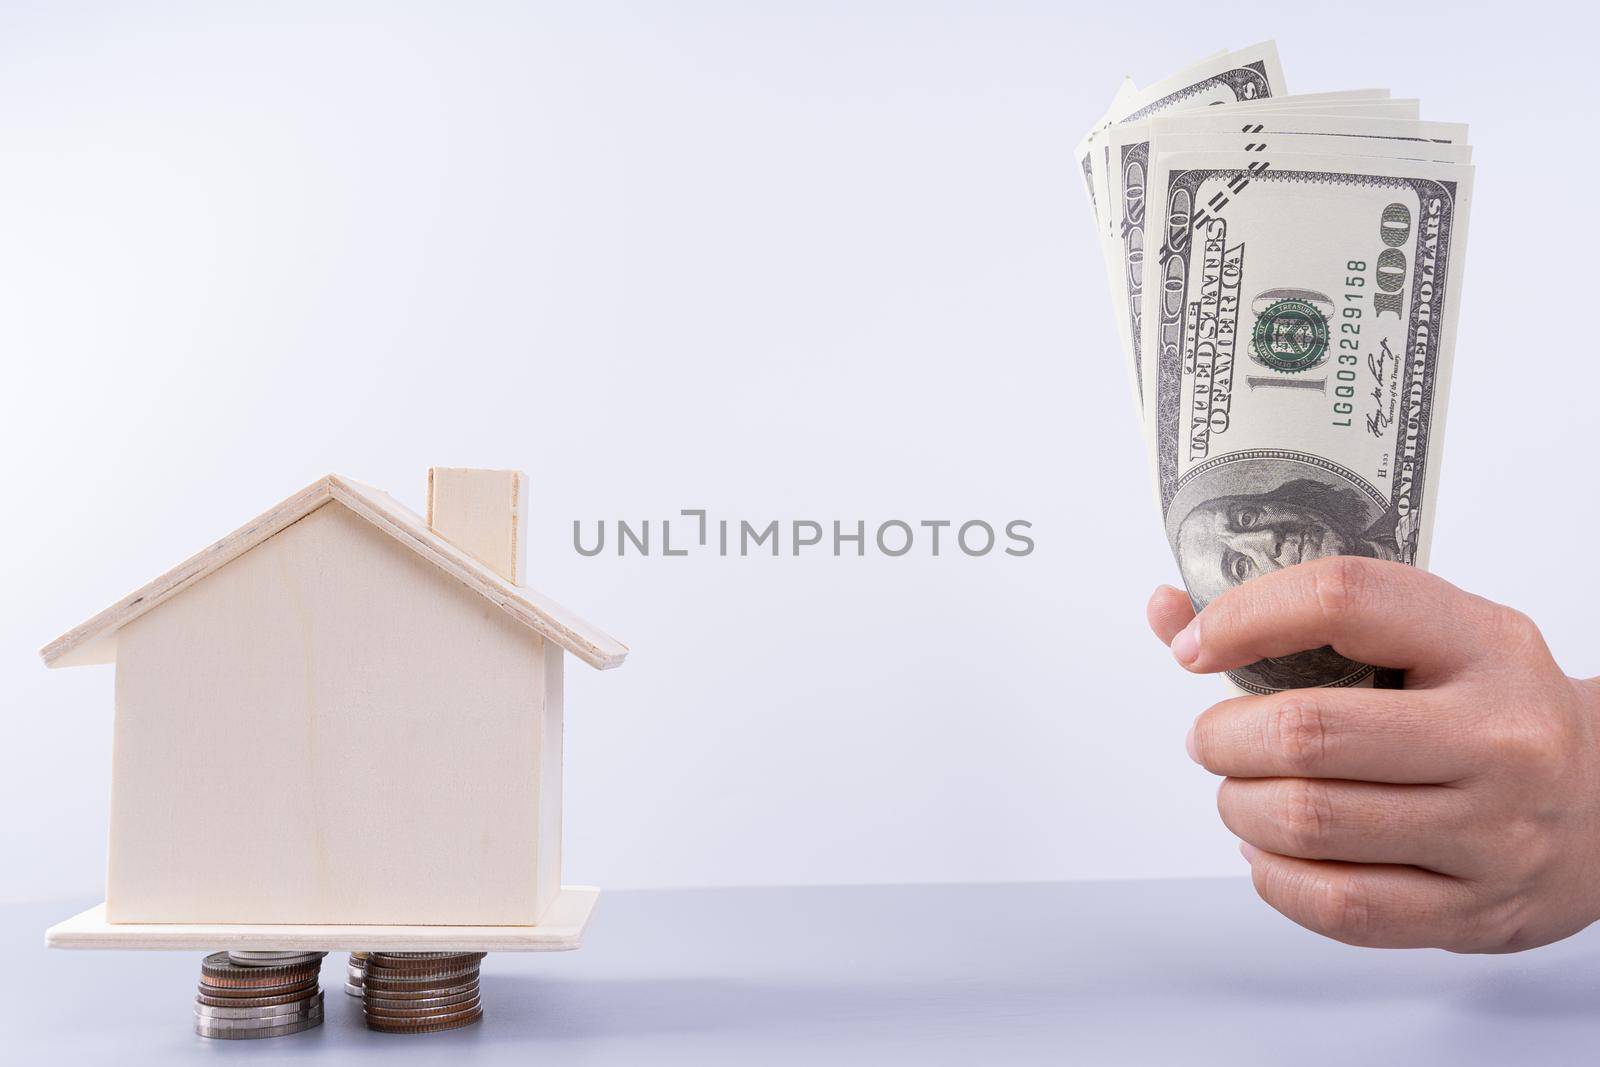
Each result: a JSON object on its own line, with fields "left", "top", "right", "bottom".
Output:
{"left": 194, "top": 951, "right": 326, "bottom": 1040}
{"left": 346, "top": 951, "right": 370, "bottom": 996}
{"left": 362, "top": 952, "right": 485, "bottom": 1033}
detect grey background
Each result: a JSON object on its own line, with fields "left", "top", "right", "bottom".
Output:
{"left": 12, "top": 879, "right": 1600, "bottom": 1064}
{"left": 3, "top": 2, "right": 1597, "bottom": 903}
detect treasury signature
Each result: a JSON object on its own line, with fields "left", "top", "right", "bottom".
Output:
{"left": 1365, "top": 338, "right": 1397, "bottom": 437}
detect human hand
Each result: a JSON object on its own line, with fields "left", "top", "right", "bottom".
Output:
{"left": 1147, "top": 557, "right": 1600, "bottom": 952}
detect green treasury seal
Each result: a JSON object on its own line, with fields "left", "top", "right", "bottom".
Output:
{"left": 1250, "top": 297, "right": 1329, "bottom": 373}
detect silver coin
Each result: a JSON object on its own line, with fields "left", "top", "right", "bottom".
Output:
{"left": 361, "top": 977, "right": 480, "bottom": 1000}
{"left": 195, "top": 1001, "right": 324, "bottom": 1030}
{"left": 345, "top": 982, "right": 364, "bottom": 997}
{"left": 194, "top": 1006, "right": 320, "bottom": 1028}
{"left": 228, "top": 950, "right": 327, "bottom": 967}
{"left": 194, "top": 1011, "right": 323, "bottom": 1040}
{"left": 363, "top": 982, "right": 480, "bottom": 1005}
{"left": 195, "top": 979, "right": 316, "bottom": 1004}
{"left": 365, "top": 953, "right": 484, "bottom": 974}
{"left": 195, "top": 995, "right": 320, "bottom": 1016}
{"left": 365, "top": 995, "right": 482, "bottom": 1021}
{"left": 195, "top": 994, "right": 323, "bottom": 1021}
{"left": 199, "top": 953, "right": 321, "bottom": 986}
{"left": 193, "top": 1004, "right": 318, "bottom": 1023}
{"left": 227, "top": 953, "right": 326, "bottom": 966}
{"left": 364, "top": 973, "right": 480, "bottom": 991}
{"left": 362, "top": 963, "right": 481, "bottom": 986}
{"left": 195, "top": 984, "right": 321, "bottom": 1009}
{"left": 369, "top": 953, "right": 480, "bottom": 966}
{"left": 364, "top": 955, "right": 482, "bottom": 971}
{"left": 204, "top": 949, "right": 313, "bottom": 969}
{"left": 196, "top": 991, "right": 323, "bottom": 1016}
{"left": 363, "top": 988, "right": 480, "bottom": 1012}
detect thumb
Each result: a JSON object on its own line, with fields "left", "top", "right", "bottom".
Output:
{"left": 1147, "top": 584, "right": 1195, "bottom": 646}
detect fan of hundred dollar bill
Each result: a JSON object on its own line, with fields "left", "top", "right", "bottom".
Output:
{"left": 1079, "top": 41, "right": 1472, "bottom": 694}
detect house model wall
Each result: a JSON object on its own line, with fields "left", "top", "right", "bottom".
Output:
{"left": 41, "top": 470, "right": 626, "bottom": 928}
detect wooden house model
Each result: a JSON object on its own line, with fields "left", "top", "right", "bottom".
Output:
{"left": 41, "top": 469, "right": 625, "bottom": 950}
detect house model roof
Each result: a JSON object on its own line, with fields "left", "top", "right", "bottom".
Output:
{"left": 40, "top": 474, "right": 628, "bottom": 671}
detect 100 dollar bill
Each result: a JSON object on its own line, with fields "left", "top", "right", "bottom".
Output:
{"left": 1103, "top": 106, "right": 1457, "bottom": 412}
{"left": 1077, "top": 42, "right": 1286, "bottom": 231}
{"left": 1139, "top": 151, "right": 1473, "bottom": 693}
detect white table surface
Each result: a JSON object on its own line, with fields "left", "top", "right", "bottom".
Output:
{"left": 8, "top": 878, "right": 1600, "bottom": 1064}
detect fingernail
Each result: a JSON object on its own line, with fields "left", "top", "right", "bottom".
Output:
{"left": 1185, "top": 725, "right": 1199, "bottom": 764}
{"left": 1171, "top": 620, "right": 1200, "bottom": 665}
{"left": 1239, "top": 842, "right": 1263, "bottom": 864}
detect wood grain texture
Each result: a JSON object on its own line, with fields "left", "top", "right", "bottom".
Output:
{"left": 47, "top": 888, "right": 599, "bottom": 951}
{"left": 537, "top": 640, "right": 564, "bottom": 913}
{"left": 106, "top": 501, "right": 560, "bottom": 925}
{"left": 40, "top": 473, "right": 626, "bottom": 670}
{"left": 426, "top": 467, "right": 528, "bottom": 584}
{"left": 38, "top": 479, "right": 333, "bottom": 669}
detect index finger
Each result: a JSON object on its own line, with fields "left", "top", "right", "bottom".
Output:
{"left": 1170, "top": 557, "right": 1495, "bottom": 681}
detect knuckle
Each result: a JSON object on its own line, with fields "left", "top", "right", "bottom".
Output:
{"left": 1204, "top": 592, "right": 1243, "bottom": 639}
{"left": 1496, "top": 813, "right": 1552, "bottom": 870}
{"left": 1277, "top": 778, "right": 1335, "bottom": 855}
{"left": 1491, "top": 606, "right": 1544, "bottom": 653}
{"left": 1493, "top": 719, "right": 1565, "bottom": 780}
{"left": 1265, "top": 697, "right": 1330, "bottom": 774}
{"left": 1459, "top": 894, "right": 1531, "bottom": 953}
{"left": 1308, "top": 873, "right": 1371, "bottom": 941}
{"left": 1309, "top": 557, "right": 1371, "bottom": 635}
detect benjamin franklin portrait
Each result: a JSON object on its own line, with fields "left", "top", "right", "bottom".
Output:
{"left": 1165, "top": 455, "right": 1398, "bottom": 693}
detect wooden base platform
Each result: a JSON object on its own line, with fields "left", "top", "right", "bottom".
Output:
{"left": 45, "top": 886, "right": 599, "bottom": 952}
